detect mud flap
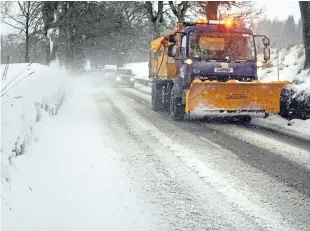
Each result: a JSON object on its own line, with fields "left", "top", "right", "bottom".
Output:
{"left": 185, "top": 80, "right": 291, "bottom": 117}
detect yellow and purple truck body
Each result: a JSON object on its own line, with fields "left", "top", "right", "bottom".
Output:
{"left": 149, "top": 19, "right": 290, "bottom": 121}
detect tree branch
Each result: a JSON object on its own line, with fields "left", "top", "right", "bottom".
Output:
{"left": 17, "top": 2, "right": 27, "bottom": 16}
{"left": 169, "top": 1, "right": 179, "bottom": 17}
{"left": 145, "top": 2, "right": 155, "bottom": 22}
{"left": 3, "top": 14, "right": 25, "bottom": 26}
{"left": 157, "top": 1, "right": 164, "bottom": 23}
{"left": 29, "top": 17, "right": 43, "bottom": 37}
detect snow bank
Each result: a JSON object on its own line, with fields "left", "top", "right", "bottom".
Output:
{"left": 294, "top": 69, "right": 310, "bottom": 92}
{"left": 123, "top": 62, "right": 149, "bottom": 80}
{"left": 1, "top": 77, "right": 151, "bottom": 231}
{"left": 1, "top": 62, "right": 69, "bottom": 186}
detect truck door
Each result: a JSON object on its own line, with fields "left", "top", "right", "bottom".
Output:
{"left": 166, "top": 34, "right": 179, "bottom": 78}
{"left": 179, "top": 35, "right": 188, "bottom": 80}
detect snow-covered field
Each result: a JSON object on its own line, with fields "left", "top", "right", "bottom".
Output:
{"left": 1, "top": 63, "right": 70, "bottom": 219}
{"left": 1, "top": 63, "right": 69, "bottom": 166}
{"left": 124, "top": 45, "right": 310, "bottom": 139}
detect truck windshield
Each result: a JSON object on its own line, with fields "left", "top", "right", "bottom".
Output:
{"left": 189, "top": 31, "right": 255, "bottom": 61}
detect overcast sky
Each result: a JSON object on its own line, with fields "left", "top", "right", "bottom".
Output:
{"left": 256, "top": 0, "right": 301, "bottom": 21}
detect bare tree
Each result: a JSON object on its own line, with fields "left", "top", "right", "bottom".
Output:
{"left": 117, "top": 2, "right": 149, "bottom": 65}
{"left": 42, "top": 1, "right": 59, "bottom": 65}
{"left": 194, "top": 1, "right": 229, "bottom": 20}
{"left": 192, "top": 1, "right": 262, "bottom": 22}
{"left": 144, "top": 1, "right": 164, "bottom": 39}
{"left": 299, "top": 1, "right": 310, "bottom": 70}
{"left": 1, "top": 1, "right": 43, "bottom": 63}
{"left": 168, "top": 1, "right": 190, "bottom": 22}
{"left": 206, "top": 1, "right": 222, "bottom": 20}
{"left": 217, "top": 2, "right": 263, "bottom": 23}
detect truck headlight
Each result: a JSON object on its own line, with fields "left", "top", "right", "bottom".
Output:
{"left": 184, "top": 59, "right": 193, "bottom": 65}
{"left": 256, "top": 61, "right": 263, "bottom": 67}
{"left": 130, "top": 77, "right": 135, "bottom": 81}
{"left": 116, "top": 77, "right": 121, "bottom": 81}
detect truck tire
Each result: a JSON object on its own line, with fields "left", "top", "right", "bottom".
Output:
{"left": 162, "top": 84, "right": 171, "bottom": 112}
{"left": 237, "top": 116, "right": 252, "bottom": 124}
{"left": 152, "top": 82, "right": 163, "bottom": 112}
{"left": 169, "top": 88, "right": 185, "bottom": 120}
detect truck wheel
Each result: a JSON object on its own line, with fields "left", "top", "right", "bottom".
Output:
{"left": 152, "top": 82, "right": 163, "bottom": 112}
{"left": 238, "top": 116, "right": 252, "bottom": 124}
{"left": 169, "top": 89, "right": 185, "bottom": 120}
{"left": 162, "top": 85, "right": 170, "bottom": 112}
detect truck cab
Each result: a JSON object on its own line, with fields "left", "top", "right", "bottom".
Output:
{"left": 167, "top": 19, "right": 270, "bottom": 86}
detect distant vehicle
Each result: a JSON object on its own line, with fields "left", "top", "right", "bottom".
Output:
{"left": 104, "top": 69, "right": 116, "bottom": 78}
{"left": 103, "top": 65, "right": 117, "bottom": 80}
{"left": 115, "top": 68, "right": 135, "bottom": 88}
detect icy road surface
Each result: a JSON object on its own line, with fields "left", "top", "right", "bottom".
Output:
{"left": 3, "top": 76, "right": 310, "bottom": 231}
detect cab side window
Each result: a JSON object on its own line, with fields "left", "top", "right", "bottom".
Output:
{"left": 180, "top": 35, "right": 187, "bottom": 59}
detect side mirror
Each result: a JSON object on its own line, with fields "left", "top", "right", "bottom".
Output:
{"left": 168, "top": 34, "right": 176, "bottom": 43}
{"left": 168, "top": 44, "right": 176, "bottom": 57}
{"left": 263, "top": 47, "right": 270, "bottom": 61}
{"left": 262, "top": 37, "right": 270, "bottom": 46}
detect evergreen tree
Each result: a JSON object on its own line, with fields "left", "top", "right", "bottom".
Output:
{"left": 283, "top": 15, "right": 296, "bottom": 46}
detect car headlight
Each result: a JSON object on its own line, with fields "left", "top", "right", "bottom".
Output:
{"left": 130, "top": 77, "right": 135, "bottom": 81}
{"left": 116, "top": 77, "right": 121, "bottom": 81}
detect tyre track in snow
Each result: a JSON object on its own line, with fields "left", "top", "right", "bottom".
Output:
{"left": 94, "top": 90, "right": 251, "bottom": 230}
{"left": 118, "top": 86, "right": 310, "bottom": 195}
{"left": 91, "top": 82, "right": 310, "bottom": 230}
{"left": 94, "top": 88, "right": 294, "bottom": 230}
{"left": 113, "top": 86, "right": 310, "bottom": 228}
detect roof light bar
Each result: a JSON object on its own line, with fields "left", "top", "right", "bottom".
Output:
{"left": 183, "top": 18, "right": 238, "bottom": 27}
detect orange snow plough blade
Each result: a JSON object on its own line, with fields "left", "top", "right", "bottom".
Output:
{"left": 185, "top": 80, "right": 291, "bottom": 118}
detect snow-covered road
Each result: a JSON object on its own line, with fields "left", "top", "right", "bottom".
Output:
{"left": 3, "top": 76, "right": 310, "bottom": 231}
{"left": 91, "top": 77, "right": 310, "bottom": 230}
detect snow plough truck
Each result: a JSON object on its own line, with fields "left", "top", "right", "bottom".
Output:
{"left": 149, "top": 19, "right": 291, "bottom": 121}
